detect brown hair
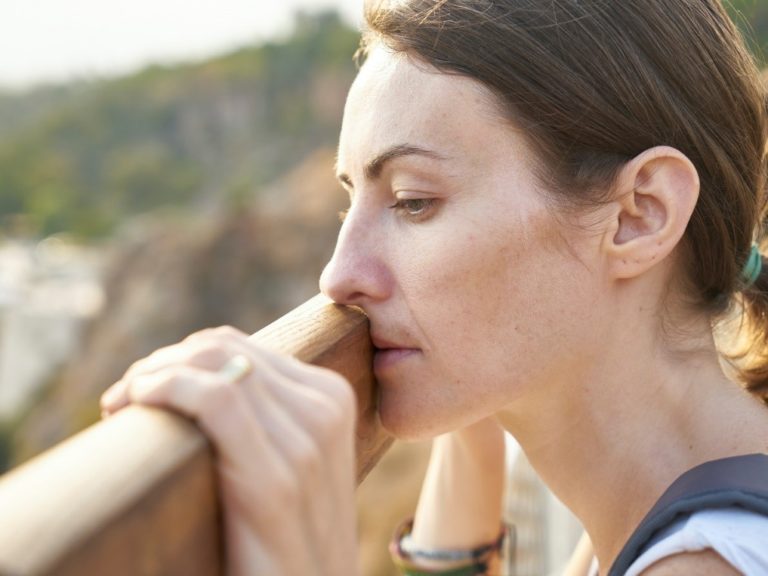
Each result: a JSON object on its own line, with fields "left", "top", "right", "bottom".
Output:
{"left": 359, "top": 0, "right": 768, "bottom": 400}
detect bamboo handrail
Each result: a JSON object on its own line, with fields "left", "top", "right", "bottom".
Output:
{"left": 0, "top": 294, "right": 393, "bottom": 576}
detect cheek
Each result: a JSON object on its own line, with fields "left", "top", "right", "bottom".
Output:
{"left": 413, "top": 214, "right": 551, "bottom": 335}
{"left": 405, "top": 208, "right": 574, "bottom": 386}
{"left": 379, "top": 232, "right": 535, "bottom": 439}
{"left": 379, "top": 203, "right": 589, "bottom": 438}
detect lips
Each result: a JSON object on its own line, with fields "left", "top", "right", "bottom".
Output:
{"left": 371, "top": 334, "right": 420, "bottom": 373}
{"left": 371, "top": 334, "right": 407, "bottom": 350}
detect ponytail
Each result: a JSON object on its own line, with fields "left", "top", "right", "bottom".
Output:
{"left": 725, "top": 92, "right": 768, "bottom": 404}
{"left": 729, "top": 245, "right": 768, "bottom": 404}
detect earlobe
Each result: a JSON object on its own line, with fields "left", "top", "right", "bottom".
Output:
{"left": 604, "top": 146, "right": 699, "bottom": 280}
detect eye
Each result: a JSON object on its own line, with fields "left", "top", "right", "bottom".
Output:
{"left": 389, "top": 198, "right": 436, "bottom": 220}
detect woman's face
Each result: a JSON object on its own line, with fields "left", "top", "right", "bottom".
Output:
{"left": 320, "top": 47, "right": 604, "bottom": 439}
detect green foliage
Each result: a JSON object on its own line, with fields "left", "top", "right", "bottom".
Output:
{"left": 1, "top": 6, "right": 766, "bottom": 241}
{"left": 0, "top": 10, "right": 359, "bottom": 239}
{"left": 726, "top": 0, "right": 768, "bottom": 64}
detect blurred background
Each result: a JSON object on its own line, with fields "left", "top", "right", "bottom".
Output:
{"left": 0, "top": 1, "right": 766, "bottom": 575}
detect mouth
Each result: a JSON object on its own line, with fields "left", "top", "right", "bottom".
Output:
{"left": 371, "top": 334, "right": 421, "bottom": 373}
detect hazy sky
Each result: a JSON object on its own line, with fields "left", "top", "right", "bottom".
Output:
{"left": 1, "top": 0, "right": 363, "bottom": 90}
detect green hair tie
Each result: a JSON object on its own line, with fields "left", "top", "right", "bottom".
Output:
{"left": 742, "top": 244, "right": 763, "bottom": 287}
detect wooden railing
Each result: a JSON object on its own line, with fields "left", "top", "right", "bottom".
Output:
{"left": 0, "top": 295, "right": 393, "bottom": 576}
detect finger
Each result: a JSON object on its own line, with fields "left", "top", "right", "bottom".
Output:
{"left": 233, "top": 356, "right": 354, "bottom": 554}
{"left": 124, "top": 362, "right": 315, "bottom": 481}
{"left": 240, "top": 383, "right": 335, "bottom": 568}
{"left": 245, "top": 335, "right": 355, "bottom": 398}
{"left": 217, "top": 354, "right": 253, "bottom": 384}
{"left": 121, "top": 340, "right": 231, "bottom": 383}
{"left": 117, "top": 352, "right": 347, "bottom": 571}
{"left": 218, "top": 344, "right": 358, "bottom": 500}
{"left": 225, "top": 354, "right": 326, "bottom": 468}
{"left": 100, "top": 379, "right": 129, "bottom": 415}
{"left": 194, "top": 334, "right": 359, "bottom": 421}
{"left": 235, "top": 352, "right": 358, "bottom": 498}
{"left": 101, "top": 346, "right": 224, "bottom": 416}
{"left": 187, "top": 326, "right": 347, "bottom": 398}
{"left": 126, "top": 364, "right": 309, "bottom": 504}
{"left": 197, "top": 367, "right": 332, "bottom": 569}
{"left": 126, "top": 365, "right": 223, "bottom": 416}
{"left": 169, "top": 333, "right": 349, "bottom": 425}
{"left": 124, "top": 364, "right": 279, "bottom": 465}
{"left": 166, "top": 328, "right": 356, "bottom": 412}
{"left": 104, "top": 331, "right": 250, "bottom": 415}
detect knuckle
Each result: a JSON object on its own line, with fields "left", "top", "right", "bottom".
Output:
{"left": 127, "top": 373, "right": 160, "bottom": 402}
{"left": 250, "top": 462, "right": 301, "bottom": 520}
{"left": 185, "top": 343, "right": 229, "bottom": 367}
{"left": 199, "top": 381, "right": 238, "bottom": 422}
{"left": 291, "top": 438, "right": 322, "bottom": 476}
{"left": 312, "top": 402, "right": 352, "bottom": 445}
{"left": 124, "top": 354, "right": 152, "bottom": 378}
{"left": 327, "top": 375, "right": 357, "bottom": 415}
{"left": 312, "top": 367, "right": 356, "bottom": 403}
{"left": 100, "top": 380, "right": 126, "bottom": 408}
{"left": 268, "top": 468, "right": 301, "bottom": 511}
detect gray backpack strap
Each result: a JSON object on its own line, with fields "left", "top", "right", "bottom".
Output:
{"left": 608, "top": 453, "right": 768, "bottom": 576}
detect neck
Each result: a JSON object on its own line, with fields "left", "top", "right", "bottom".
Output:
{"left": 497, "top": 307, "right": 768, "bottom": 571}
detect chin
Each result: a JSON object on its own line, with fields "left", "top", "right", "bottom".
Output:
{"left": 377, "top": 391, "right": 454, "bottom": 441}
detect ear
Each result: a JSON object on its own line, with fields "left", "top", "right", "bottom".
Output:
{"left": 602, "top": 146, "right": 699, "bottom": 280}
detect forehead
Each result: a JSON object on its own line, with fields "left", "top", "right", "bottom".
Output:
{"left": 337, "top": 46, "right": 521, "bottom": 172}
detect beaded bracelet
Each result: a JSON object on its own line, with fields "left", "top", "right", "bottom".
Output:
{"left": 389, "top": 518, "right": 508, "bottom": 576}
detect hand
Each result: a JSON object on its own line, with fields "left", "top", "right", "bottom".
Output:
{"left": 100, "top": 326, "right": 359, "bottom": 576}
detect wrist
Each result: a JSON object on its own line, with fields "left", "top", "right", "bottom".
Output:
{"left": 411, "top": 451, "right": 505, "bottom": 548}
{"left": 390, "top": 518, "right": 508, "bottom": 576}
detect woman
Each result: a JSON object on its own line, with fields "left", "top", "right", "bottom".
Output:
{"left": 101, "top": 1, "right": 768, "bottom": 574}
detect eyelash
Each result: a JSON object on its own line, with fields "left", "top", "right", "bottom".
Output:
{"left": 338, "top": 198, "right": 437, "bottom": 223}
{"left": 389, "top": 198, "right": 435, "bottom": 219}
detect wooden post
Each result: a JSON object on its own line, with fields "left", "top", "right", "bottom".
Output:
{"left": 0, "top": 295, "right": 393, "bottom": 576}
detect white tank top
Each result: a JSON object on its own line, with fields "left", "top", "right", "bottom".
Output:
{"left": 589, "top": 508, "right": 768, "bottom": 575}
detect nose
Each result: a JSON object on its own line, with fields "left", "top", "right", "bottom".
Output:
{"left": 319, "top": 208, "right": 390, "bottom": 306}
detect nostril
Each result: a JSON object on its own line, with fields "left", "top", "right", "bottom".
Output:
{"left": 319, "top": 260, "right": 373, "bottom": 306}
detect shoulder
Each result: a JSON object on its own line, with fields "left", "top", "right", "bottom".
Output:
{"left": 626, "top": 508, "right": 768, "bottom": 576}
{"left": 680, "top": 506, "right": 768, "bottom": 541}
{"left": 638, "top": 549, "right": 740, "bottom": 575}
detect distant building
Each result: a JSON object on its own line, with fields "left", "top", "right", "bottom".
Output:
{"left": 504, "top": 436, "right": 583, "bottom": 576}
{"left": 0, "top": 238, "right": 104, "bottom": 420}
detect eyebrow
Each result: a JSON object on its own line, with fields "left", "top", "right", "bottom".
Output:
{"left": 336, "top": 144, "right": 447, "bottom": 188}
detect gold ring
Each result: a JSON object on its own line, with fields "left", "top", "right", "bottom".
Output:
{"left": 218, "top": 354, "right": 253, "bottom": 383}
